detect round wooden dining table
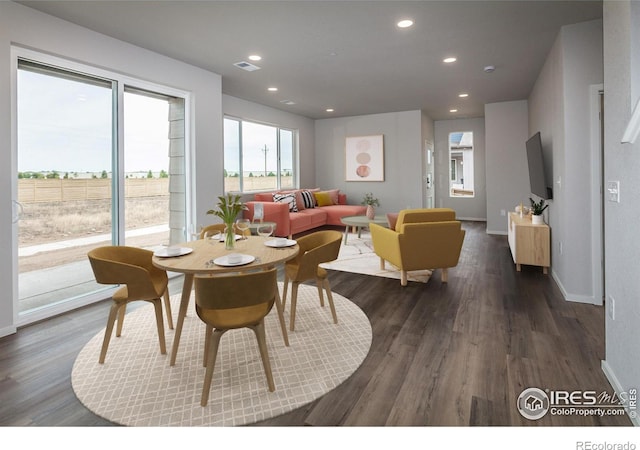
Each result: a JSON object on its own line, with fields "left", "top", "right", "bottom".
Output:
{"left": 153, "top": 235, "right": 299, "bottom": 366}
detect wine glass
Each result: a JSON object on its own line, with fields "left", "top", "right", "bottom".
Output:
{"left": 206, "top": 234, "right": 219, "bottom": 247}
{"left": 236, "top": 218, "right": 251, "bottom": 240}
{"left": 257, "top": 223, "right": 274, "bottom": 241}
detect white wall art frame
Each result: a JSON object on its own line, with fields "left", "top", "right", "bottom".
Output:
{"left": 345, "top": 134, "right": 384, "bottom": 181}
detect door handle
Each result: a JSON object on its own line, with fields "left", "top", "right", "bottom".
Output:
{"left": 12, "top": 200, "right": 23, "bottom": 224}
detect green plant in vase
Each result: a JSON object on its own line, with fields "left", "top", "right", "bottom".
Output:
{"left": 529, "top": 197, "right": 548, "bottom": 224}
{"left": 206, "top": 193, "right": 247, "bottom": 249}
{"left": 361, "top": 192, "right": 380, "bottom": 219}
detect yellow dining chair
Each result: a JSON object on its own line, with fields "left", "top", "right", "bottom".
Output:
{"left": 194, "top": 268, "right": 278, "bottom": 406}
{"left": 87, "top": 246, "right": 173, "bottom": 364}
{"left": 199, "top": 223, "right": 226, "bottom": 239}
{"left": 282, "top": 230, "right": 342, "bottom": 331}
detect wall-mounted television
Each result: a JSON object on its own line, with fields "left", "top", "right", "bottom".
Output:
{"left": 526, "top": 132, "right": 553, "bottom": 200}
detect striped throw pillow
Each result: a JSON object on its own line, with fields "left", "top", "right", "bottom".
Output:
{"left": 301, "top": 190, "right": 315, "bottom": 209}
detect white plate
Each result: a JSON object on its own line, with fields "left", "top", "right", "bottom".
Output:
{"left": 211, "top": 233, "right": 243, "bottom": 242}
{"left": 213, "top": 254, "right": 256, "bottom": 267}
{"left": 154, "top": 247, "right": 193, "bottom": 258}
{"left": 264, "top": 239, "right": 297, "bottom": 248}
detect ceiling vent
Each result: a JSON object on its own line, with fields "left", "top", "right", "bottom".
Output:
{"left": 280, "top": 100, "right": 296, "bottom": 105}
{"left": 233, "top": 61, "right": 261, "bottom": 72}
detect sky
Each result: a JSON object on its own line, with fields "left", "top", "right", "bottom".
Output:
{"left": 224, "top": 118, "right": 294, "bottom": 175}
{"left": 18, "top": 68, "right": 293, "bottom": 177}
{"left": 18, "top": 69, "right": 170, "bottom": 174}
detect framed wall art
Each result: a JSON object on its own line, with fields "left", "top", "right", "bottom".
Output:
{"left": 345, "top": 134, "right": 384, "bottom": 181}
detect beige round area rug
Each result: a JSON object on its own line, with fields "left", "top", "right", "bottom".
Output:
{"left": 71, "top": 283, "right": 372, "bottom": 426}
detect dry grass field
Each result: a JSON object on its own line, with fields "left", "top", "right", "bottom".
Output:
{"left": 19, "top": 176, "right": 292, "bottom": 248}
{"left": 19, "top": 176, "right": 289, "bottom": 272}
{"left": 18, "top": 196, "right": 169, "bottom": 272}
{"left": 19, "top": 196, "right": 169, "bottom": 247}
{"left": 224, "top": 175, "right": 293, "bottom": 192}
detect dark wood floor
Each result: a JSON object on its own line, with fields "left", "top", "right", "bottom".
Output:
{"left": 0, "top": 221, "right": 632, "bottom": 426}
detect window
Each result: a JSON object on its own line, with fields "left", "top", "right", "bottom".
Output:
{"left": 448, "top": 131, "right": 474, "bottom": 197}
{"left": 123, "top": 88, "right": 185, "bottom": 246}
{"left": 14, "top": 51, "right": 188, "bottom": 324}
{"left": 279, "top": 128, "right": 294, "bottom": 190}
{"left": 224, "top": 117, "right": 297, "bottom": 192}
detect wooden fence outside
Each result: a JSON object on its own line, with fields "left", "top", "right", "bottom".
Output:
{"left": 18, "top": 178, "right": 170, "bottom": 203}
{"left": 224, "top": 176, "right": 294, "bottom": 192}
{"left": 19, "top": 176, "right": 297, "bottom": 203}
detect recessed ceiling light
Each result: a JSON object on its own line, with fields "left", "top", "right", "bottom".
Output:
{"left": 268, "top": 87, "right": 278, "bottom": 92}
{"left": 443, "top": 57, "right": 457, "bottom": 63}
{"left": 450, "top": 109, "right": 458, "bottom": 113}
{"left": 248, "top": 55, "right": 262, "bottom": 61}
{"left": 326, "top": 108, "right": 334, "bottom": 112}
{"left": 458, "top": 93, "right": 469, "bottom": 98}
{"left": 397, "top": 19, "right": 414, "bottom": 28}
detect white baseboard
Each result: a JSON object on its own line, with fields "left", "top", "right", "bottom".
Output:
{"left": 551, "top": 269, "right": 599, "bottom": 305}
{"left": 486, "top": 229, "right": 507, "bottom": 236}
{"left": 458, "top": 217, "right": 487, "bottom": 222}
{"left": 601, "top": 360, "right": 640, "bottom": 426}
{"left": 0, "top": 325, "right": 17, "bottom": 338}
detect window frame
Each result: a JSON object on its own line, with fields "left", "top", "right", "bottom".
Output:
{"left": 223, "top": 115, "right": 298, "bottom": 193}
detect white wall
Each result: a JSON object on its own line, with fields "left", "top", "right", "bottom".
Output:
{"left": 561, "top": 19, "right": 604, "bottom": 301}
{"left": 631, "top": 1, "right": 640, "bottom": 105}
{"left": 602, "top": 0, "right": 640, "bottom": 426}
{"left": 484, "top": 100, "right": 530, "bottom": 234}
{"left": 434, "top": 118, "right": 487, "bottom": 220}
{"left": 0, "top": 2, "right": 222, "bottom": 336}
{"left": 315, "top": 110, "right": 428, "bottom": 213}
{"left": 528, "top": 27, "right": 564, "bottom": 288}
{"left": 528, "top": 19, "right": 604, "bottom": 304}
{"left": 222, "top": 94, "right": 316, "bottom": 195}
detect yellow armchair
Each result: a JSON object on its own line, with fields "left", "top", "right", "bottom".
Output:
{"left": 370, "top": 208, "right": 465, "bottom": 286}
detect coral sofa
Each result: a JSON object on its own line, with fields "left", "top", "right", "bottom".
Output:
{"left": 243, "top": 189, "right": 366, "bottom": 238}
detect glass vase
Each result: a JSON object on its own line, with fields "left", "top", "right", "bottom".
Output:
{"left": 224, "top": 224, "right": 235, "bottom": 250}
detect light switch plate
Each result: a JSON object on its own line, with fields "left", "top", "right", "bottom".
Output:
{"left": 607, "top": 181, "right": 620, "bottom": 203}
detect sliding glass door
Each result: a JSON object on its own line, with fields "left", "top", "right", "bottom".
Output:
{"left": 15, "top": 52, "right": 187, "bottom": 323}
{"left": 17, "top": 61, "right": 114, "bottom": 315}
